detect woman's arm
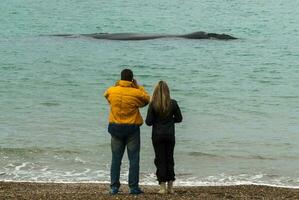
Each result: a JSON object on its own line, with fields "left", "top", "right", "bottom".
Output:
{"left": 145, "top": 104, "right": 154, "bottom": 126}
{"left": 173, "top": 101, "right": 183, "bottom": 123}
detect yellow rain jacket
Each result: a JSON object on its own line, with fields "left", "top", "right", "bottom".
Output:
{"left": 104, "top": 80, "right": 150, "bottom": 125}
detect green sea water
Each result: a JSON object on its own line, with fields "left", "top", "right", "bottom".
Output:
{"left": 1, "top": 0, "right": 299, "bottom": 187}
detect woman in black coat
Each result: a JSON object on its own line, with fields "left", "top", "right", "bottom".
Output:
{"left": 146, "top": 81, "right": 183, "bottom": 194}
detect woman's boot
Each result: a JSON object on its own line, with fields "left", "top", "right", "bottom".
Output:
{"left": 158, "top": 182, "right": 167, "bottom": 194}
{"left": 167, "top": 181, "right": 174, "bottom": 194}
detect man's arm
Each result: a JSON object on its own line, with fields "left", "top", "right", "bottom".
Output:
{"left": 137, "top": 86, "right": 150, "bottom": 107}
{"left": 103, "top": 89, "right": 110, "bottom": 103}
{"left": 132, "top": 79, "right": 150, "bottom": 107}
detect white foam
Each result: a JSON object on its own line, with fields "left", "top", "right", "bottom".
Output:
{"left": 1, "top": 168, "right": 298, "bottom": 189}
{"left": 74, "top": 157, "right": 87, "bottom": 164}
{"left": 40, "top": 167, "right": 49, "bottom": 172}
{"left": 15, "top": 163, "right": 27, "bottom": 171}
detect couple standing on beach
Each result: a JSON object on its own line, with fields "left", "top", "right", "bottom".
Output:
{"left": 104, "top": 69, "right": 183, "bottom": 195}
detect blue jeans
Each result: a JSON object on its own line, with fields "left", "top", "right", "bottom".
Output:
{"left": 109, "top": 124, "right": 140, "bottom": 189}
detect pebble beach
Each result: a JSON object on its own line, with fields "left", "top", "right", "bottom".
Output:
{"left": 1, "top": 182, "right": 299, "bottom": 200}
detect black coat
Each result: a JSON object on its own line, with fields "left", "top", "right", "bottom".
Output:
{"left": 145, "top": 99, "right": 182, "bottom": 137}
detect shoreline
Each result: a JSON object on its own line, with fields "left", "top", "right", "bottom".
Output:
{"left": 1, "top": 182, "right": 298, "bottom": 200}
{"left": 1, "top": 180, "right": 299, "bottom": 189}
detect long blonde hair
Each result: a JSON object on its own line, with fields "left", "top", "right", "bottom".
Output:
{"left": 151, "top": 81, "right": 171, "bottom": 117}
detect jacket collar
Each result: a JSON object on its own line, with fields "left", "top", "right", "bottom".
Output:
{"left": 115, "top": 80, "right": 134, "bottom": 87}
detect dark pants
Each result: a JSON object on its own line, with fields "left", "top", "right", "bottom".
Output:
{"left": 109, "top": 124, "right": 140, "bottom": 189}
{"left": 152, "top": 135, "right": 175, "bottom": 183}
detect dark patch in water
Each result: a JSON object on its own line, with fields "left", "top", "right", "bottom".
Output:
{"left": 176, "top": 173, "right": 193, "bottom": 176}
{"left": 40, "top": 102, "right": 60, "bottom": 107}
{"left": 250, "top": 155, "right": 276, "bottom": 160}
{"left": 53, "top": 150, "right": 81, "bottom": 154}
{"left": 0, "top": 147, "right": 42, "bottom": 155}
{"left": 0, "top": 147, "right": 81, "bottom": 156}
{"left": 188, "top": 152, "right": 219, "bottom": 158}
{"left": 231, "top": 155, "right": 276, "bottom": 160}
{"left": 276, "top": 95, "right": 299, "bottom": 99}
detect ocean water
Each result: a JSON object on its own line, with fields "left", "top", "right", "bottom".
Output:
{"left": 1, "top": 0, "right": 299, "bottom": 188}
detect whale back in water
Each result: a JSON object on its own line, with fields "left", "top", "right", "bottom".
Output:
{"left": 181, "top": 31, "right": 237, "bottom": 40}
{"left": 82, "top": 33, "right": 171, "bottom": 40}
{"left": 50, "top": 31, "right": 237, "bottom": 40}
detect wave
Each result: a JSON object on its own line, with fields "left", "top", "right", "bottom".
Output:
{"left": 188, "top": 152, "right": 220, "bottom": 158}
{"left": 0, "top": 147, "right": 82, "bottom": 155}
{"left": 39, "top": 102, "right": 61, "bottom": 107}
{"left": 230, "top": 155, "right": 276, "bottom": 160}
{"left": 188, "top": 152, "right": 276, "bottom": 160}
{"left": 1, "top": 172, "right": 298, "bottom": 189}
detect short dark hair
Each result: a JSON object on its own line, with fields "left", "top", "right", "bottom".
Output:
{"left": 121, "top": 69, "right": 133, "bottom": 81}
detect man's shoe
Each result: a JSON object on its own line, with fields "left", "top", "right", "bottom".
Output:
{"left": 110, "top": 187, "right": 119, "bottom": 195}
{"left": 129, "top": 187, "right": 144, "bottom": 195}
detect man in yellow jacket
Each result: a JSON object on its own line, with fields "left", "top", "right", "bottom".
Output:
{"left": 104, "top": 69, "right": 150, "bottom": 195}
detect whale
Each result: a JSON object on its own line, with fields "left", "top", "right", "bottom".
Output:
{"left": 50, "top": 31, "right": 237, "bottom": 40}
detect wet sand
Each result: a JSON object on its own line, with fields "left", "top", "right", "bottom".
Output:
{"left": 0, "top": 182, "right": 298, "bottom": 200}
